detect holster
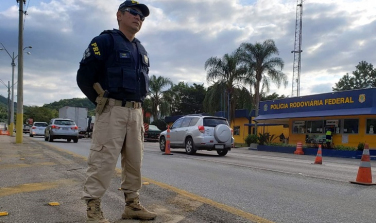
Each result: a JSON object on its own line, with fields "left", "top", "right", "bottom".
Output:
{"left": 93, "top": 83, "right": 109, "bottom": 115}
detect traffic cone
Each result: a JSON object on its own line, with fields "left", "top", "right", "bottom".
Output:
{"left": 350, "top": 144, "right": 376, "bottom": 185}
{"left": 163, "top": 125, "right": 173, "bottom": 155}
{"left": 313, "top": 145, "right": 322, "bottom": 164}
{"left": 294, "top": 141, "right": 304, "bottom": 155}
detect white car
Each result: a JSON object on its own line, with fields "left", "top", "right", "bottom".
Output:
{"left": 29, "top": 122, "right": 48, "bottom": 137}
{"left": 159, "top": 115, "right": 233, "bottom": 156}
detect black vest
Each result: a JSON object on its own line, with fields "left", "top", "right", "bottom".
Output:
{"left": 100, "top": 30, "right": 150, "bottom": 102}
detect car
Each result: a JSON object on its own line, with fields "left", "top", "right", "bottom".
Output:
{"left": 144, "top": 124, "right": 161, "bottom": 142}
{"left": 159, "top": 115, "right": 233, "bottom": 156}
{"left": 29, "top": 122, "right": 48, "bottom": 137}
{"left": 44, "top": 118, "right": 79, "bottom": 143}
{"left": 23, "top": 124, "right": 31, "bottom": 134}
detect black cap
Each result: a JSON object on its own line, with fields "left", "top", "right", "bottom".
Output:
{"left": 118, "top": 0, "right": 150, "bottom": 17}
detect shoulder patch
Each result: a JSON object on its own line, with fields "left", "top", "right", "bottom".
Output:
{"left": 91, "top": 42, "right": 101, "bottom": 56}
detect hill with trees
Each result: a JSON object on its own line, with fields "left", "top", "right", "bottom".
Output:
{"left": 0, "top": 95, "right": 94, "bottom": 124}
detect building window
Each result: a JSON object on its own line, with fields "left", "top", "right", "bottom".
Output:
{"left": 366, "top": 119, "right": 376, "bottom": 134}
{"left": 306, "top": 120, "right": 324, "bottom": 133}
{"left": 343, "top": 119, "right": 359, "bottom": 134}
{"left": 293, "top": 121, "right": 306, "bottom": 134}
{"left": 233, "top": 126, "right": 240, "bottom": 135}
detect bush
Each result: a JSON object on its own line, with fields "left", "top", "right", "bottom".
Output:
{"left": 357, "top": 142, "right": 365, "bottom": 151}
{"left": 333, "top": 145, "right": 357, "bottom": 151}
{"left": 257, "top": 133, "right": 277, "bottom": 145}
{"left": 245, "top": 134, "right": 258, "bottom": 146}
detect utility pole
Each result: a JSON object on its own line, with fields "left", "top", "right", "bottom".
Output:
{"left": 16, "top": 0, "right": 25, "bottom": 143}
{"left": 291, "top": 0, "right": 303, "bottom": 97}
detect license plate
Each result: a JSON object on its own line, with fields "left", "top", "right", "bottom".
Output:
{"left": 215, "top": 144, "right": 224, "bottom": 149}
{"left": 62, "top": 127, "right": 69, "bottom": 130}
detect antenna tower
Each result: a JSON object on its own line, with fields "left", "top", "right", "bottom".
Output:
{"left": 291, "top": 0, "right": 303, "bottom": 97}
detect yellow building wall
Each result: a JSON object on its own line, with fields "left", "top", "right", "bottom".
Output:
{"left": 288, "top": 115, "right": 376, "bottom": 149}
{"left": 230, "top": 117, "right": 249, "bottom": 144}
{"left": 258, "top": 125, "right": 289, "bottom": 143}
{"left": 230, "top": 117, "right": 289, "bottom": 144}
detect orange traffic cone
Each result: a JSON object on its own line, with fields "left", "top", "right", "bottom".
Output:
{"left": 294, "top": 141, "right": 304, "bottom": 155}
{"left": 314, "top": 145, "right": 322, "bottom": 164}
{"left": 350, "top": 143, "right": 376, "bottom": 185}
{"left": 163, "top": 125, "right": 173, "bottom": 155}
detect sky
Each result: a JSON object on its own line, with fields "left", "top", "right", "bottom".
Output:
{"left": 0, "top": 0, "right": 375, "bottom": 106}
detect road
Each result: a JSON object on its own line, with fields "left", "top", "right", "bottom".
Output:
{"left": 31, "top": 136, "right": 376, "bottom": 223}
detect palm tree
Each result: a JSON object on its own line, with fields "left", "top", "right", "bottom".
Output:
{"left": 204, "top": 51, "right": 247, "bottom": 123}
{"left": 238, "top": 39, "right": 288, "bottom": 133}
{"left": 148, "top": 75, "right": 173, "bottom": 121}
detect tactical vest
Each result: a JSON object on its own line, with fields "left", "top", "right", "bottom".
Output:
{"left": 100, "top": 30, "right": 150, "bottom": 101}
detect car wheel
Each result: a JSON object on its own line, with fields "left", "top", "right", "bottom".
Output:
{"left": 159, "top": 137, "right": 166, "bottom": 152}
{"left": 185, "top": 137, "right": 196, "bottom": 155}
{"left": 44, "top": 135, "right": 48, "bottom": 141}
{"left": 29, "top": 134, "right": 33, "bottom": 137}
{"left": 217, "top": 149, "right": 228, "bottom": 156}
{"left": 67, "top": 139, "right": 71, "bottom": 142}
{"left": 48, "top": 134, "right": 54, "bottom": 142}
{"left": 73, "top": 137, "right": 78, "bottom": 143}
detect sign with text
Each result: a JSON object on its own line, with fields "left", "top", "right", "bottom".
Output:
{"left": 259, "top": 88, "right": 376, "bottom": 115}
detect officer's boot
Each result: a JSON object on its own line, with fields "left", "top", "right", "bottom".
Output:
{"left": 122, "top": 195, "right": 157, "bottom": 220}
{"left": 86, "top": 199, "right": 110, "bottom": 223}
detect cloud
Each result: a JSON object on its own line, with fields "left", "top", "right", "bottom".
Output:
{"left": 0, "top": 0, "right": 375, "bottom": 106}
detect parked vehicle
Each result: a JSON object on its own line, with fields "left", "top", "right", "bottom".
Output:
{"left": 144, "top": 124, "right": 161, "bottom": 142}
{"left": 44, "top": 118, "right": 79, "bottom": 143}
{"left": 23, "top": 124, "right": 31, "bottom": 134}
{"left": 29, "top": 122, "right": 48, "bottom": 137}
{"left": 159, "top": 115, "right": 233, "bottom": 156}
{"left": 59, "top": 107, "right": 88, "bottom": 138}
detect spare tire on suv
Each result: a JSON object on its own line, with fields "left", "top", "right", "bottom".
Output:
{"left": 214, "top": 124, "right": 231, "bottom": 143}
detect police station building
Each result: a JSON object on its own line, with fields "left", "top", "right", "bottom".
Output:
{"left": 253, "top": 88, "right": 376, "bottom": 149}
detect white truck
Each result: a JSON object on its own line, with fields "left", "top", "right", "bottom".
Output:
{"left": 59, "top": 107, "right": 88, "bottom": 138}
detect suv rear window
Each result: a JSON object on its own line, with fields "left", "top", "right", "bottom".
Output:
{"left": 54, "top": 120, "right": 75, "bottom": 125}
{"left": 203, "top": 118, "right": 228, "bottom": 127}
{"left": 34, "top": 123, "right": 48, "bottom": 127}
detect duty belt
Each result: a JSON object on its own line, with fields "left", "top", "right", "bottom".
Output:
{"left": 107, "top": 98, "right": 142, "bottom": 109}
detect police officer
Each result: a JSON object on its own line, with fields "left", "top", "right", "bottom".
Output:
{"left": 76, "top": 1, "right": 156, "bottom": 222}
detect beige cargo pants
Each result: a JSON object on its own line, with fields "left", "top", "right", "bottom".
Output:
{"left": 82, "top": 102, "right": 144, "bottom": 201}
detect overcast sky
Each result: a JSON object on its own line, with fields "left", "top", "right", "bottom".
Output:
{"left": 0, "top": 0, "right": 375, "bottom": 106}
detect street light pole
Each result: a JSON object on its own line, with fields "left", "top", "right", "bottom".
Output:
{"left": 0, "top": 44, "right": 31, "bottom": 137}
{"left": 10, "top": 52, "right": 15, "bottom": 136}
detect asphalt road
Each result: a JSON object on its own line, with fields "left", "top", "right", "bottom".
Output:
{"left": 16, "top": 136, "right": 376, "bottom": 222}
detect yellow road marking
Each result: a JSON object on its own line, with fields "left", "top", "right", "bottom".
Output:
{"left": 142, "top": 177, "right": 274, "bottom": 223}
{"left": 0, "top": 162, "right": 55, "bottom": 170}
{"left": 0, "top": 179, "right": 77, "bottom": 197}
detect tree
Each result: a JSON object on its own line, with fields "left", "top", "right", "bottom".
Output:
{"left": 333, "top": 61, "right": 376, "bottom": 91}
{"left": 261, "top": 92, "right": 287, "bottom": 101}
{"left": 238, "top": 39, "right": 287, "bottom": 133}
{"left": 148, "top": 75, "right": 173, "bottom": 120}
{"left": 24, "top": 106, "right": 58, "bottom": 123}
{"left": 205, "top": 51, "right": 247, "bottom": 123}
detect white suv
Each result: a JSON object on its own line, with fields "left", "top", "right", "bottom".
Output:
{"left": 159, "top": 115, "right": 233, "bottom": 156}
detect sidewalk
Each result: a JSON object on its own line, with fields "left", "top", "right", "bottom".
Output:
{"left": 0, "top": 136, "right": 255, "bottom": 223}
